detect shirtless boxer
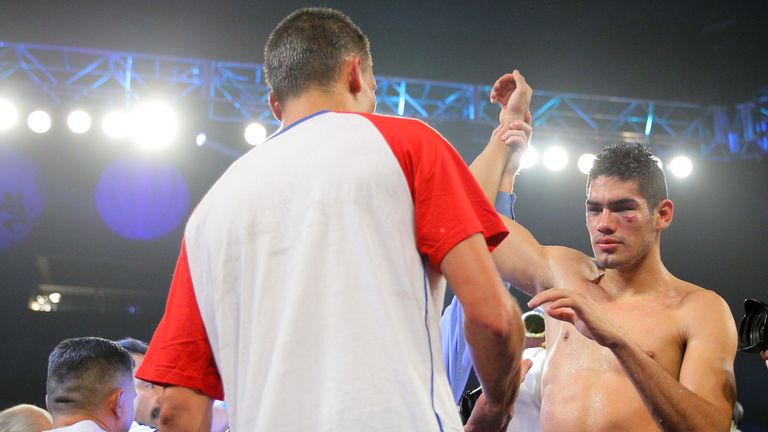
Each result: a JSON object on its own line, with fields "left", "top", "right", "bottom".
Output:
{"left": 470, "top": 73, "right": 738, "bottom": 431}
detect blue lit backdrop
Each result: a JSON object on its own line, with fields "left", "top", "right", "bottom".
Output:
{"left": 0, "top": 148, "right": 45, "bottom": 251}
{"left": 95, "top": 157, "right": 190, "bottom": 241}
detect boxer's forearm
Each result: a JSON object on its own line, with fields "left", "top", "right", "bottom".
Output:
{"left": 610, "top": 338, "right": 731, "bottom": 432}
{"left": 469, "top": 128, "right": 511, "bottom": 204}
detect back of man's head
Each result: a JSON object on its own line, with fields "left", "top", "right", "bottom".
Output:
{"left": 0, "top": 404, "right": 53, "bottom": 432}
{"left": 46, "top": 337, "right": 135, "bottom": 417}
{"left": 264, "top": 7, "right": 371, "bottom": 103}
{"left": 588, "top": 142, "right": 668, "bottom": 209}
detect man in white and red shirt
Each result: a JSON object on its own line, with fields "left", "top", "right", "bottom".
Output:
{"left": 137, "top": 7, "right": 529, "bottom": 432}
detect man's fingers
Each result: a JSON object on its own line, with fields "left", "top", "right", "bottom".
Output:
{"left": 501, "top": 129, "right": 527, "bottom": 144}
{"left": 508, "top": 121, "right": 533, "bottom": 141}
{"left": 546, "top": 306, "right": 576, "bottom": 323}
{"left": 547, "top": 297, "right": 578, "bottom": 313}
{"left": 490, "top": 71, "right": 519, "bottom": 104}
{"left": 527, "top": 288, "right": 568, "bottom": 308}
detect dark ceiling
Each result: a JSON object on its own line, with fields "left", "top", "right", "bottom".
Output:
{"left": 1, "top": 0, "right": 766, "bottom": 104}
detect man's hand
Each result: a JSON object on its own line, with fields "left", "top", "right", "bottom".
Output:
{"left": 464, "top": 393, "right": 512, "bottom": 432}
{"left": 463, "top": 358, "right": 533, "bottom": 432}
{"left": 528, "top": 287, "right": 627, "bottom": 348}
{"left": 498, "top": 120, "right": 532, "bottom": 178}
{"left": 490, "top": 70, "right": 533, "bottom": 125}
{"left": 761, "top": 349, "right": 768, "bottom": 369}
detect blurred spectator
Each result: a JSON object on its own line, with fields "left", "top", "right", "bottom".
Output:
{"left": 0, "top": 404, "right": 52, "bottom": 432}
{"left": 114, "top": 339, "right": 160, "bottom": 429}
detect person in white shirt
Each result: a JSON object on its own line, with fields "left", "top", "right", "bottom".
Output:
{"left": 44, "top": 337, "right": 136, "bottom": 432}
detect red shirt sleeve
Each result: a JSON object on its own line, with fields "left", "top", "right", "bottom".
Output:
{"left": 357, "top": 113, "right": 508, "bottom": 269}
{"left": 135, "top": 239, "right": 224, "bottom": 400}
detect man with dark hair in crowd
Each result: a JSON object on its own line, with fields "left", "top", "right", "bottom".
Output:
{"left": 137, "top": 6, "right": 529, "bottom": 432}
{"left": 45, "top": 337, "right": 136, "bottom": 432}
{"left": 467, "top": 111, "right": 738, "bottom": 431}
{"left": 115, "top": 338, "right": 228, "bottom": 432}
{"left": 114, "top": 339, "right": 159, "bottom": 430}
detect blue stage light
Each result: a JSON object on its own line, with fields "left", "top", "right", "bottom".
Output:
{"left": 0, "top": 148, "right": 45, "bottom": 251}
{"left": 94, "top": 157, "right": 190, "bottom": 241}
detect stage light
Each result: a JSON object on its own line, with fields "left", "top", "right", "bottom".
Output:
{"left": 245, "top": 122, "right": 267, "bottom": 146}
{"left": 27, "top": 110, "right": 52, "bottom": 134}
{"left": 669, "top": 156, "right": 693, "bottom": 178}
{"left": 0, "top": 99, "right": 18, "bottom": 131}
{"left": 196, "top": 133, "right": 207, "bottom": 147}
{"left": 29, "top": 294, "right": 53, "bottom": 312}
{"left": 102, "top": 110, "right": 130, "bottom": 139}
{"left": 543, "top": 146, "right": 568, "bottom": 171}
{"left": 67, "top": 110, "right": 92, "bottom": 134}
{"left": 131, "top": 101, "right": 178, "bottom": 150}
{"left": 48, "top": 292, "right": 62, "bottom": 303}
{"left": 519, "top": 145, "right": 539, "bottom": 170}
{"left": 577, "top": 153, "right": 596, "bottom": 175}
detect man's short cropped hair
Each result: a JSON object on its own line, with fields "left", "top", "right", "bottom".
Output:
{"left": 264, "top": 7, "right": 371, "bottom": 103}
{"left": 115, "top": 337, "right": 148, "bottom": 355}
{"left": 46, "top": 337, "right": 134, "bottom": 414}
{"left": 588, "top": 142, "right": 668, "bottom": 210}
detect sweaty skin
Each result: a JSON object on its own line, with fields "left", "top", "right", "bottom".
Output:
{"left": 472, "top": 74, "right": 737, "bottom": 432}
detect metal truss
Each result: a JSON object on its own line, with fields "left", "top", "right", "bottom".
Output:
{"left": 0, "top": 41, "right": 765, "bottom": 161}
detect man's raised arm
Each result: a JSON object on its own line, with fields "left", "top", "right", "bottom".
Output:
{"left": 468, "top": 72, "right": 554, "bottom": 296}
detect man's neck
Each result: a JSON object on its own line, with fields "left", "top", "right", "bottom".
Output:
{"left": 602, "top": 248, "right": 671, "bottom": 297}
{"left": 52, "top": 412, "right": 110, "bottom": 431}
{"left": 279, "top": 88, "right": 356, "bottom": 129}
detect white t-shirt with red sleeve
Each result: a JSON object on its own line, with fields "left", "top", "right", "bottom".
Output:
{"left": 137, "top": 111, "right": 507, "bottom": 431}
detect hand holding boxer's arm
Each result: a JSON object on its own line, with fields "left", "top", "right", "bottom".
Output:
{"left": 469, "top": 72, "right": 562, "bottom": 296}
{"left": 472, "top": 71, "right": 532, "bottom": 202}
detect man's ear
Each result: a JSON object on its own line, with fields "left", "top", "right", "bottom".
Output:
{"left": 106, "top": 388, "right": 122, "bottom": 417}
{"left": 45, "top": 394, "right": 50, "bottom": 412}
{"left": 347, "top": 56, "right": 363, "bottom": 95}
{"left": 655, "top": 199, "right": 674, "bottom": 231}
{"left": 268, "top": 92, "right": 282, "bottom": 121}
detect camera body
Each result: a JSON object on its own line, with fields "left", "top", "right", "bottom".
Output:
{"left": 737, "top": 299, "right": 768, "bottom": 353}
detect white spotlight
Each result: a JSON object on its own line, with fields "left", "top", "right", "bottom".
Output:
{"left": 519, "top": 145, "right": 539, "bottom": 170}
{"left": 28, "top": 110, "right": 52, "bottom": 134}
{"left": 48, "top": 292, "right": 62, "bottom": 304}
{"left": 245, "top": 122, "right": 267, "bottom": 146}
{"left": 195, "top": 133, "right": 207, "bottom": 147}
{"left": 102, "top": 110, "right": 130, "bottom": 139}
{"left": 131, "top": 101, "right": 178, "bottom": 150}
{"left": 669, "top": 156, "right": 693, "bottom": 178}
{"left": 0, "top": 99, "right": 18, "bottom": 131}
{"left": 67, "top": 110, "right": 92, "bottom": 134}
{"left": 543, "top": 146, "right": 569, "bottom": 171}
{"left": 577, "top": 153, "right": 596, "bottom": 175}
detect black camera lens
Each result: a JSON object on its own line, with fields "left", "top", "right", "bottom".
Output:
{"left": 522, "top": 310, "right": 545, "bottom": 338}
{"left": 737, "top": 299, "right": 768, "bottom": 353}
